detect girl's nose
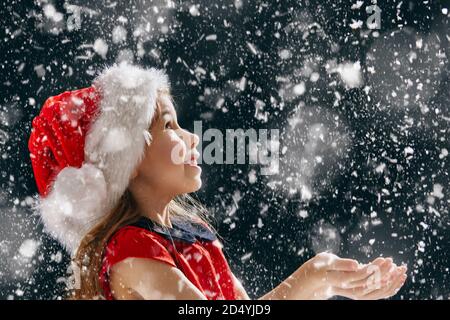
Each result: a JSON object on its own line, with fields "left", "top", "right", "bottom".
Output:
{"left": 190, "top": 132, "right": 200, "bottom": 149}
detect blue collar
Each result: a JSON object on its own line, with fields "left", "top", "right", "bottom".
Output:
{"left": 129, "top": 216, "right": 217, "bottom": 244}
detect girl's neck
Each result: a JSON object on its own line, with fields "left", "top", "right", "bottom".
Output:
{"left": 142, "top": 206, "right": 173, "bottom": 228}
{"left": 130, "top": 184, "right": 173, "bottom": 228}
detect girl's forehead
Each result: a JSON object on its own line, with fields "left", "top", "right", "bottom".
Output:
{"left": 153, "top": 94, "right": 177, "bottom": 127}
{"left": 158, "top": 96, "right": 177, "bottom": 117}
{"left": 158, "top": 93, "right": 173, "bottom": 108}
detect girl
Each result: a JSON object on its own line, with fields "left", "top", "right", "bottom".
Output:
{"left": 28, "top": 63, "right": 407, "bottom": 300}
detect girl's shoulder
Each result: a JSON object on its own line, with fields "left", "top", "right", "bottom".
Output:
{"left": 103, "top": 224, "right": 178, "bottom": 268}
{"left": 106, "top": 224, "right": 164, "bottom": 248}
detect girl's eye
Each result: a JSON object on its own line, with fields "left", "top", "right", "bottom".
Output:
{"left": 165, "top": 121, "right": 172, "bottom": 129}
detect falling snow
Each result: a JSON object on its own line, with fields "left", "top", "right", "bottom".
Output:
{"left": 1, "top": 0, "right": 449, "bottom": 300}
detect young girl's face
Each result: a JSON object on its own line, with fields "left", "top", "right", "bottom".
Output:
{"left": 132, "top": 93, "right": 202, "bottom": 196}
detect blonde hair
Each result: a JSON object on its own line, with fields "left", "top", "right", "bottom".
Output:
{"left": 68, "top": 90, "right": 218, "bottom": 299}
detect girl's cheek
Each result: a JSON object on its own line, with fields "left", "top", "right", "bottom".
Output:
{"left": 163, "top": 135, "right": 186, "bottom": 165}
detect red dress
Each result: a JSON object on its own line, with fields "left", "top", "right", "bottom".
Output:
{"left": 99, "top": 216, "right": 239, "bottom": 300}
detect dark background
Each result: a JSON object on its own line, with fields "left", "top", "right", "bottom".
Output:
{"left": 0, "top": 0, "right": 449, "bottom": 299}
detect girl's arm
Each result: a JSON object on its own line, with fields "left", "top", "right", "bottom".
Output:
{"left": 109, "top": 253, "right": 406, "bottom": 300}
{"left": 109, "top": 257, "right": 208, "bottom": 300}
{"left": 231, "top": 272, "right": 251, "bottom": 300}
{"left": 230, "top": 254, "right": 357, "bottom": 300}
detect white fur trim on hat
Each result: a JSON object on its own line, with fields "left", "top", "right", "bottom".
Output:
{"left": 34, "top": 62, "right": 170, "bottom": 256}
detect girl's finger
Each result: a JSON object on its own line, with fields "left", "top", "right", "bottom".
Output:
{"left": 349, "top": 260, "right": 390, "bottom": 291}
{"left": 371, "top": 257, "right": 385, "bottom": 265}
{"left": 354, "top": 259, "right": 401, "bottom": 289}
{"left": 342, "top": 265, "right": 402, "bottom": 292}
{"left": 340, "top": 265, "right": 381, "bottom": 286}
{"left": 333, "top": 267, "right": 407, "bottom": 300}
{"left": 376, "top": 259, "right": 395, "bottom": 281}
{"left": 361, "top": 271, "right": 407, "bottom": 300}
{"left": 326, "top": 266, "right": 374, "bottom": 288}
{"left": 383, "top": 271, "right": 407, "bottom": 298}
{"left": 328, "top": 258, "right": 395, "bottom": 289}
{"left": 333, "top": 270, "right": 403, "bottom": 300}
{"left": 341, "top": 271, "right": 380, "bottom": 289}
{"left": 329, "top": 258, "right": 359, "bottom": 271}
{"left": 363, "top": 277, "right": 405, "bottom": 300}
{"left": 332, "top": 283, "right": 379, "bottom": 300}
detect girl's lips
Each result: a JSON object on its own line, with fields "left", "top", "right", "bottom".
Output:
{"left": 186, "top": 159, "right": 198, "bottom": 166}
{"left": 185, "top": 151, "right": 199, "bottom": 166}
{"left": 185, "top": 160, "right": 201, "bottom": 170}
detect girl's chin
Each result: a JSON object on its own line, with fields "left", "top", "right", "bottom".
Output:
{"left": 185, "top": 180, "right": 202, "bottom": 193}
{"left": 182, "top": 164, "right": 202, "bottom": 190}
{"left": 184, "top": 163, "right": 202, "bottom": 176}
{"left": 183, "top": 171, "right": 202, "bottom": 189}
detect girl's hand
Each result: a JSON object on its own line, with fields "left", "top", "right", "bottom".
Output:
{"left": 295, "top": 252, "right": 407, "bottom": 300}
{"left": 331, "top": 257, "right": 408, "bottom": 300}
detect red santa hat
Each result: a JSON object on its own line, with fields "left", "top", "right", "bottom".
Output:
{"left": 28, "top": 62, "right": 170, "bottom": 256}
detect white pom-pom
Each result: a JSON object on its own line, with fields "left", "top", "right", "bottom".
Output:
{"left": 52, "top": 164, "right": 107, "bottom": 220}
{"left": 34, "top": 163, "right": 107, "bottom": 256}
